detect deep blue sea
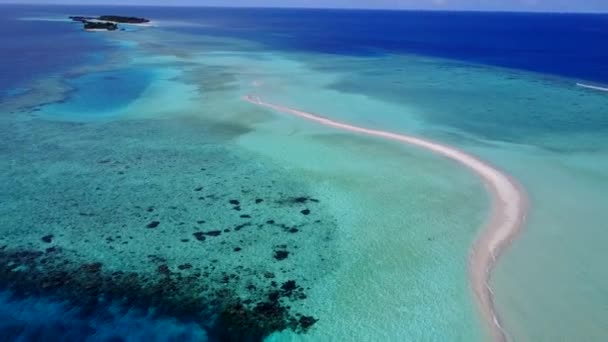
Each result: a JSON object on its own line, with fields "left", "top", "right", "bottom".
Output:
{"left": 1, "top": 4, "right": 608, "bottom": 342}
{"left": 2, "top": 4, "right": 608, "bottom": 97}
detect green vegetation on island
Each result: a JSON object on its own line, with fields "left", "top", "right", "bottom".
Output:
{"left": 83, "top": 21, "right": 118, "bottom": 31}
{"left": 69, "top": 15, "right": 150, "bottom": 31}
{"left": 98, "top": 15, "right": 150, "bottom": 24}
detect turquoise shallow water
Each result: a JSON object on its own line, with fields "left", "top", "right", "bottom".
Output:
{"left": 1, "top": 23, "right": 488, "bottom": 341}
{"left": 1, "top": 7, "right": 608, "bottom": 342}
{"left": 299, "top": 55, "right": 608, "bottom": 341}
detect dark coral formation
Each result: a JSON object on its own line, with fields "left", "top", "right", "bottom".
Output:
{"left": 299, "top": 316, "right": 318, "bottom": 329}
{"left": 286, "top": 196, "right": 320, "bottom": 204}
{"left": 273, "top": 250, "right": 289, "bottom": 261}
{"left": 233, "top": 222, "right": 251, "bottom": 231}
{"left": 193, "top": 230, "right": 223, "bottom": 240}
{"left": 0, "top": 110, "right": 335, "bottom": 340}
{"left": 0, "top": 247, "right": 317, "bottom": 340}
{"left": 146, "top": 221, "right": 160, "bottom": 228}
{"left": 41, "top": 234, "right": 54, "bottom": 243}
{"left": 192, "top": 232, "right": 206, "bottom": 242}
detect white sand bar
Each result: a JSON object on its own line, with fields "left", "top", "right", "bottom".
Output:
{"left": 244, "top": 95, "right": 528, "bottom": 342}
{"left": 576, "top": 83, "right": 608, "bottom": 92}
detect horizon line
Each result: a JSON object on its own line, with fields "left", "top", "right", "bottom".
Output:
{"left": 1, "top": 2, "right": 607, "bottom": 15}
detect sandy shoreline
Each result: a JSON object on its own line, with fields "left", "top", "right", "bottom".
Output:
{"left": 576, "top": 82, "right": 608, "bottom": 92}
{"left": 244, "top": 95, "right": 528, "bottom": 342}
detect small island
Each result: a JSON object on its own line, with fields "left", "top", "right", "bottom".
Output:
{"left": 69, "top": 15, "right": 150, "bottom": 31}
{"left": 98, "top": 15, "right": 150, "bottom": 24}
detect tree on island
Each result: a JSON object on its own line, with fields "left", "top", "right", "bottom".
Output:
{"left": 69, "top": 15, "right": 150, "bottom": 31}
{"left": 98, "top": 15, "right": 150, "bottom": 24}
{"left": 83, "top": 21, "right": 118, "bottom": 31}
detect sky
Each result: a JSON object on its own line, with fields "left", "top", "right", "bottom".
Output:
{"left": 2, "top": 0, "right": 608, "bottom": 13}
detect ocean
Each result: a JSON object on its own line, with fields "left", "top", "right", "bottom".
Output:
{"left": 1, "top": 4, "right": 607, "bottom": 341}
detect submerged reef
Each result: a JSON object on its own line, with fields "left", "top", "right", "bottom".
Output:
{"left": 0, "top": 88, "right": 338, "bottom": 339}
{"left": 0, "top": 246, "right": 316, "bottom": 340}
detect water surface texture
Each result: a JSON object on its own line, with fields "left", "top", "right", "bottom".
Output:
{"left": 1, "top": 5, "right": 607, "bottom": 341}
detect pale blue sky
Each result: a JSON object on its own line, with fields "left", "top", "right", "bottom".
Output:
{"left": 2, "top": 0, "right": 608, "bottom": 13}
